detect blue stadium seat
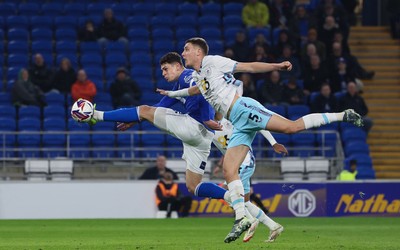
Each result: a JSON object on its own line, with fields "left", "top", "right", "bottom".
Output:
{"left": 340, "top": 122, "right": 361, "bottom": 132}
{"left": 151, "top": 16, "right": 173, "bottom": 29}
{"left": 200, "top": 28, "right": 222, "bottom": 40}
{"left": 201, "top": 2, "right": 221, "bottom": 16}
{"left": 64, "top": 3, "right": 86, "bottom": 17}
{"left": 84, "top": 67, "right": 103, "bottom": 80}
{"left": 42, "top": 3, "right": 63, "bottom": 17}
{"left": 309, "top": 91, "right": 320, "bottom": 104}
{"left": 178, "top": 3, "right": 199, "bottom": 16}
{"left": 17, "top": 117, "right": 41, "bottom": 158}
{"left": 18, "top": 3, "right": 40, "bottom": 16}
{"left": 92, "top": 78, "right": 105, "bottom": 92}
{"left": 287, "top": 105, "right": 310, "bottom": 120}
{"left": 117, "top": 133, "right": 140, "bottom": 159}
{"left": 153, "top": 41, "right": 175, "bottom": 54}
{"left": 291, "top": 133, "right": 316, "bottom": 157}
{"left": 42, "top": 118, "right": 66, "bottom": 158}
{"left": 7, "top": 54, "right": 29, "bottom": 68}
{"left": 0, "top": 93, "right": 12, "bottom": 106}
{"left": 0, "top": 104, "right": 16, "bottom": 118}
{"left": 56, "top": 54, "right": 78, "bottom": 68}
{"left": 0, "top": 29, "right": 3, "bottom": 41}
{"left": 77, "top": 16, "right": 102, "bottom": 28}
{"left": 207, "top": 40, "right": 224, "bottom": 55}
{"left": 130, "top": 77, "right": 155, "bottom": 92}
{"left": 43, "top": 105, "right": 65, "bottom": 119}
{"left": 175, "top": 28, "right": 198, "bottom": 41}
{"left": 94, "top": 93, "right": 112, "bottom": 106}
{"left": 141, "top": 123, "right": 165, "bottom": 158}
{"left": 224, "top": 27, "right": 242, "bottom": 46}
{"left": 198, "top": 16, "right": 221, "bottom": 29}
{"left": 55, "top": 41, "right": 77, "bottom": 54}
{"left": 105, "top": 41, "right": 127, "bottom": 54}
{"left": 248, "top": 27, "right": 271, "bottom": 43}
{"left": 165, "top": 135, "right": 182, "bottom": 158}
{"left": 272, "top": 27, "right": 285, "bottom": 46}
{"left": 105, "top": 67, "right": 119, "bottom": 81}
{"left": 129, "top": 41, "right": 151, "bottom": 54}
{"left": 265, "top": 105, "right": 286, "bottom": 117}
{"left": 8, "top": 28, "right": 29, "bottom": 41}
{"left": 6, "top": 67, "right": 19, "bottom": 82}
{"left": 356, "top": 167, "right": 375, "bottom": 179}
{"left": 223, "top": 3, "right": 243, "bottom": 16}
{"left": 68, "top": 118, "right": 91, "bottom": 158}
{"left": 0, "top": 117, "right": 16, "bottom": 157}
{"left": 80, "top": 42, "right": 102, "bottom": 55}
{"left": 105, "top": 53, "right": 128, "bottom": 68}
{"left": 132, "top": 3, "right": 154, "bottom": 16}
{"left": 174, "top": 15, "right": 197, "bottom": 29}
{"left": 87, "top": 3, "right": 110, "bottom": 16}
{"left": 39, "top": 53, "right": 54, "bottom": 67}
{"left": 318, "top": 122, "right": 339, "bottom": 131}
{"left": 223, "top": 15, "right": 243, "bottom": 30}
{"left": 128, "top": 28, "right": 150, "bottom": 41}
{"left": 155, "top": 3, "right": 177, "bottom": 16}
{"left": 80, "top": 53, "right": 103, "bottom": 68}
{"left": 126, "top": 16, "right": 149, "bottom": 29}
{"left": 6, "top": 15, "right": 29, "bottom": 29}
{"left": 334, "top": 91, "right": 345, "bottom": 101}
{"left": 342, "top": 128, "right": 367, "bottom": 146}
{"left": 31, "top": 28, "right": 52, "bottom": 41}
{"left": 19, "top": 106, "right": 41, "bottom": 119}
{"left": 316, "top": 129, "right": 337, "bottom": 157}
{"left": 0, "top": 3, "right": 17, "bottom": 17}
{"left": 54, "top": 16, "right": 77, "bottom": 30}
{"left": 152, "top": 28, "right": 174, "bottom": 40}
{"left": 55, "top": 28, "right": 77, "bottom": 41}
{"left": 131, "top": 67, "right": 152, "bottom": 79}
{"left": 31, "top": 41, "right": 53, "bottom": 54}
{"left": 111, "top": 3, "right": 132, "bottom": 19}
{"left": 30, "top": 16, "right": 53, "bottom": 30}
{"left": 344, "top": 141, "right": 370, "bottom": 157}
{"left": 45, "top": 92, "right": 65, "bottom": 106}
{"left": 347, "top": 153, "right": 373, "bottom": 168}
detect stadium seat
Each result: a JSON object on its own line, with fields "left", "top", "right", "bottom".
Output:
{"left": 128, "top": 28, "right": 150, "bottom": 41}
{"left": 6, "top": 15, "right": 29, "bottom": 29}
{"left": 91, "top": 120, "right": 115, "bottom": 158}
{"left": 224, "top": 27, "right": 242, "bottom": 46}
{"left": 265, "top": 105, "right": 286, "bottom": 117}
{"left": 104, "top": 53, "right": 128, "bottom": 68}
{"left": 55, "top": 28, "right": 77, "bottom": 41}
{"left": 356, "top": 167, "right": 375, "bottom": 179}
{"left": 54, "top": 16, "right": 77, "bottom": 30}
{"left": 30, "top": 16, "right": 53, "bottom": 30}
{"left": 153, "top": 40, "right": 175, "bottom": 54}
{"left": 87, "top": 3, "right": 110, "bottom": 16}
{"left": 126, "top": 16, "right": 149, "bottom": 29}
{"left": 7, "top": 54, "right": 29, "bottom": 68}
{"left": 178, "top": 3, "right": 199, "bottom": 16}
{"left": 0, "top": 93, "right": 12, "bottom": 106}
{"left": 42, "top": 3, "right": 63, "bottom": 17}
{"left": 201, "top": 2, "right": 221, "bottom": 16}
{"left": 198, "top": 16, "right": 221, "bottom": 29}
{"left": 6, "top": 67, "right": 19, "bottom": 82}
{"left": 334, "top": 91, "right": 345, "bottom": 101}
{"left": 155, "top": 3, "right": 177, "bottom": 16}
{"left": 132, "top": 3, "right": 154, "bottom": 16}
{"left": 280, "top": 158, "right": 304, "bottom": 181}
{"left": 80, "top": 42, "right": 102, "bottom": 55}
{"left": 111, "top": 3, "right": 132, "bottom": 19}
{"left": 55, "top": 41, "right": 77, "bottom": 54}
{"left": 31, "top": 28, "right": 52, "bottom": 41}
{"left": 45, "top": 92, "right": 65, "bottom": 106}
{"left": 174, "top": 15, "right": 197, "bottom": 29}
{"left": 43, "top": 105, "right": 65, "bottom": 119}
{"left": 80, "top": 53, "right": 103, "bottom": 68}
{"left": 248, "top": 27, "right": 271, "bottom": 43}
{"left": 7, "top": 41, "right": 28, "bottom": 54}
{"left": 56, "top": 54, "right": 78, "bottom": 68}
{"left": 0, "top": 3, "right": 17, "bottom": 17}
{"left": 68, "top": 118, "right": 91, "bottom": 158}
{"left": 345, "top": 141, "right": 370, "bottom": 157}
{"left": 8, "top": 28, "right": 29, "bottom": 41}
{"left": 130, "top": 67, "right": 152, "bottom": 79}
{"left": 94, "top": 93, "right": 112, "bottom": 106}
{"left": 31, "top": 41, "right": 53, "bottom": 54}
{"left": 208, "top": 40, "right": 224, "bottom": 55}
{"left": 316, "top": 129, "right": 337, "bottom": 157}
{"left": 17, "top": 117, "right": 41, "bottom": 158}
{"left": 287, "top": 105, "right": 310, "bottom": 120}
{"left": 305, "top": 158, "right": 329, "bottom": 181}
{"left": 0, "top": 117, "right": 16, "bottom": 157}
{"left": 0, "top": 104, "right": 16, "bottom": 118}
{"left": 129, "top": 41, "right": 151, "bottom": 54}
{"left": 223, "top": 16, "right": 243, "bottom": 30}
{"left": 347, "top": 153, "right": 373, "bottom": 168}
{"left": 199, "top": 28, "right": 222, "bottom": 40}
{"left": 176, "top": 28, "right": 198, "bottom": 41}
{"left": 117, "top": 133, "right": 140, "bottom": 159}
{"left": 166, "top": 135, "right": 183, "bottom": 158}
{"left": 223, "top": 3, "right": 243, "bottom": 16}
{"left": 151, "top": 16, "right": 173, "bottom": 29}
{"left": 42, "top": 118, "right": 66, "bottom": 158}
{"left": 309, "top": 91, "right": 320, "bottom": 104}
{"left": 84, "top": 67, "right": 103, "bottom": 81}
{"left": 18, "top": 3, "right": 40, "bottom": 16}
{"left": 64, "top": 3, "right": 86, "bottom": 16}
{"left": 141, "top": 124, "right": 166, "bottom": 158}
{"left": 291, "top": 133, "right": 316, "bottom": 157}
{"left": 18, "top": 106, "right": 41, "bottom": 120}
{"left": 105, "top": 41, "right": 126, "bottom": 54}
{"left": 342, "top": 128, "right": 367, "bottom": 146}
{"left": 152, "top": 28, "right": 174, "bottom": 40}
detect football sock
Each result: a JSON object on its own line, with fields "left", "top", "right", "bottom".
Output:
{"left": 94, "top": 107, "right": 140, "bottom": 123}
{"left": 245, "top": 201, "right": 278, "bottom": 230}
{"left": 223, "top": 190, "right": 231, "bottom": 203}
{"left": 194, "top": 182, "right": 227, "bottom": 199}
{"left": 302, "top": 112, "right": 343, "bottom": 129}
{"left": 245, "top": 207, "right": 256, "bottom": 223}
{"left": 227, "top": 180, "right": 246, "bottom": 220}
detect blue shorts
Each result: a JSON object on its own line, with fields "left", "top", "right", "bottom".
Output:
{"left": 228, "top": 97, "right": 274, "bottom": 149}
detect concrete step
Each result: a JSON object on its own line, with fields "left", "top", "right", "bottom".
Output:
{"left": 369, "top": 145, "right": 400, "bottom": 152}
{"left": 367, "top": 99, "right": 400, "bottom": 105}
{"left": 363, "top": 91, "right": 400, "bottom": 98}
{"left": 363, "top": 79, "right": 400, "bottom": 85}
{"left": 369, "top": 106, "right": 400, "bottom": 112}
{"left": 364, "top": 85, "right": 400, "bottom": 91}
{"left": 358, "top": 58, "right": 400, "bottom": 64}
{"left": 351, "top": 47, "right": 400, "bottom": 54}
{"left": 369, "top": 132, "right": 400, "bottom": 139}
{"left": 370, "top": 119, "right": 400, "bottom": 125}
{"left": 368, "top": 112, "right": 399, "bottom": 119}
{"left": 349, "top": 39, "right": 399, "bottom": 46}
{"left": 373, "top": 158, "right": 400, "bottom": 165}
{"left": 368, "top": 137, "right": 400, "bottom": 144}
{"left": 375, "top": 172, "right": 400, "bottom": 179}
{"left": 370, "top": 152, "right": 400, "bottom": 158}
{"left": 351, "top": 26, "right": 389, "bottom": 32}
{"left": 374, "top": 165, "right": 400, "bottom": 172}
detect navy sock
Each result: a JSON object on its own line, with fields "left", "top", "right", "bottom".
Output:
{"left": 195, "top": 182, "right": 227, "bottom": 199}
{"left": 103, "top": 107, "right": 140, "bottom": 123}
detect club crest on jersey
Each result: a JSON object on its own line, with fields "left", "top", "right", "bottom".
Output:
{"left": 184, "top": 74, "right": 192, "bottom": 84}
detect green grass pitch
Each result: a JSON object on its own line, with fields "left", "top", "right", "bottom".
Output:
{"left": 0, "top": 217, "right": 399, "bottom": 250}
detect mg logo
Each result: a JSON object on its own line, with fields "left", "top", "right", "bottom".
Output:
{"left": 288, "top": 189, "right": 316, "bottom": 217}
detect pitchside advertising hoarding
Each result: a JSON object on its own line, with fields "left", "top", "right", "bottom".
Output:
{"left": 180, "top": 182, "right": 400, "bottom": 217}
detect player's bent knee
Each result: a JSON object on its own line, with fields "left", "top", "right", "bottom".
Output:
{"left": 186, "top": 182, "right": 197, "bottom": 194}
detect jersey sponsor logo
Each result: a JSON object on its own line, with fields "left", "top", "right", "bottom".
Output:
{"left": 199, "top": 78, "right": 210, "bottom": 92}
{"left": 335, "top": 194, "right": 400, "bottom": 214}
{"left": 288, "top": 189, "right": 316, "bottom": 217}
{"left": 217, "top": 134, "right": 230, "bottom": 149}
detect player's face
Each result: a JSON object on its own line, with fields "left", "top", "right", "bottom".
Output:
{"left": 161, "top": 63, "right": 180, "bottom": 82}
{"left": 182, "top": 43, "right": 197, "bottom": 68}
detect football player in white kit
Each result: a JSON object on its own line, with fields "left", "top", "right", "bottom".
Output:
{"left": 158, "top": 37, "right": 364, "bottom": 242}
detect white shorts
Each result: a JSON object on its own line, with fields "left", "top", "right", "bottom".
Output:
{"left": 153, "top": 108, "right": 214, "bottom": 175}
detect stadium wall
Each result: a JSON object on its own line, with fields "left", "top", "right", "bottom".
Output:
{"left": 0, "top": 181, "right": 399, "bottom": 219}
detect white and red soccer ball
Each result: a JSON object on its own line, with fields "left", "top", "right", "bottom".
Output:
{"left": 71, "top": 99, "right": 94, "bottom": 122}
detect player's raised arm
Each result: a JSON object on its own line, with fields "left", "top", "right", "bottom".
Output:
{"left": 234, "top": 61, "right": 292, "bottom": 74}
{"left": 156, "top": 85, "right": 200, "bottom": 98}
{"left": 259, "top": 130, "right": 288, "bottom": 156}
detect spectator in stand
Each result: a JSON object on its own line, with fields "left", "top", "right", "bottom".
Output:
{"left": 29, "top": 53, "right": 54, "bottom": 93}
{"left": 329, "top": 57, "right": 356, "bottom": 93}
{"left": 78, "top": 20, "right": 98, "bottom": 42}
{"left": 318, "top": 16, "right": 340, "bottom": 56}
{"left": 310, "top": 83, "right": 338, "bottom": 113}
{"left": 268, "top": 0, "right": 293, "bottom": 28}
{"left": 98, "top": 8, "right": 128, "bottom": 46}
{"left": 341, "top": 0, "right": 359, "bottom": 26}
{"left": 109, "top": 67, "right": 141, "bottom": 108}
{"left": 242, "top": 0, "right": 270, "bottom": 28}
{"left": 71, "top": 69, "right": 97, "bottom": 102}
{"left": 273, "top": 29, "right": 297, "bottom": 57}
{"left": 239, "top": 73, "right": 258, "bottom": 100}
{"left": 302, "top": 54, "right": 329, "bottom": 95}
{"left": 251, "top": 33, "right": 271, "bottom": 57}
{"left": 339, "top": 81, "right": 373, "bottom": 133}
{"left": 277, "top": 45, "right": 301, "bottom": 81}
{"left": 316, "top": 1, "right": 349, "bottom": 39}
{"left": 259, "top": 70, "right": 284, "bottom": 105}
{"left": 230, "top": 30, "right": 251, "bottom": 62}
{"left": 282, "top": 77, "right": 305, "bottom": 105}
{"left": 288, "top": 4, "right": 316, "bottom": 48}
{"left": 300, "top": 43, "right": 318, "bottom": 69}
{"left": 337, "top": 159, "right": 357, "bottom": 181}
{"left": 52, "top": 58, "right": 76, "bottom": 94}
{"left": 155, "top": 172, "right": 192, "bottom": 218}
{"left": 328, "top": 42, "right": 374, "bottom": 80}
{"left": 223, "top": 47, "right": 235, "bottom": 59}
{"left": 301, "top": 28, "right": 326, "bottom": 61}
{"left": 140, "top": 155, "right": 179, "bottom": 180}
{"left": 333, "top": 30, "right": 350, "bottom": 55}
{"left": 12, "top": 68, "right": 47, "bottom": 107}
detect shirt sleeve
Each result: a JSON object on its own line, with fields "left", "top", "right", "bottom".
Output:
{"left": 211, "top": 56, "right": 238, "bottom": 74}
{"left": 153, "top": 83, "right": 179, "bottom": 108}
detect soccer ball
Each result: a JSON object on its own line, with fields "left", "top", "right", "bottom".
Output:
{"left": 71, "top": 99, "right": 94, "bottom": 122}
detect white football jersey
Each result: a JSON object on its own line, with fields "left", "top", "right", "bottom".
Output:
{"left": 192, "top": 55, "right": 240, "bottom": 118}
{"left": 213, "top": 118, "right": 252, "bottom": 165}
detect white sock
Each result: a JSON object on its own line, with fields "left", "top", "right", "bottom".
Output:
{"left": 92, "top": 110, "right": 104, "bottom": 121}
{"left": 223, "top": 190, "right": 231, "bottom": 203}
{"left": 245, "top": 201, "right": 278, "bottom": 230}
{"left": 302, "top": 112, "right": 343, "bottom": 129}
{"left": 227, "top": 180, "right": 246, "bottom": 220}
{"left": 245, "top": 207, "right": 256, "bottom": 223}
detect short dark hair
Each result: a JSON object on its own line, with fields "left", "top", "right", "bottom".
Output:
{"left": 185, "top": 37, "right": 209, "bottom": 55}
{"left": 159, "top": 52, "right": 183, "bottom": 66}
